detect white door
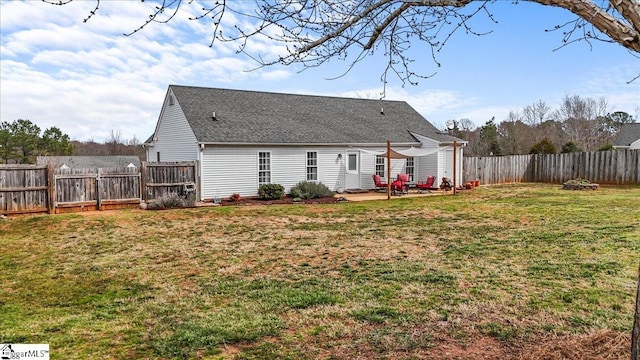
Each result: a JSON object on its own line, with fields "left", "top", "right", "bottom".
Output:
{"left": 444, "top": 149, "right": 453, "bottom": 181}
{"left": 443, "top": 148, "right": 461, "bottom": 187}
{"left": 345, "top": 151, "right": 360, "bottom": 189}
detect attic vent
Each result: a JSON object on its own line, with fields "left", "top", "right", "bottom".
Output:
{"left": 212, "top": 112, "right": 217, "bottom": 120}
{"left": 168, "top": 94, "right": 175, "bottom": 106}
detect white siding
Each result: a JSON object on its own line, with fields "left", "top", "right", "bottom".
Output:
{"left": 200, "top": 146, "right": 347, "bottom": 199}
{"left": 199, "top": 142, "right": 454, "bottom": 199}
{"left": 411, "top": 133, "right": 464, "bottom": 186}
{"left": 358, "top": 147, "right": 414, "bottom": 189}
{"left": 416, "top": 153, "right": 438, "bottom": 182}
{"left": 441, "top": 146, "right": 464, "bottom": 187}
{"left": 413, "top": 136, "right": 440, "bottom": 183}
{"left": 631, "top": 139, "right": 640, "bottom": 150}
{"left": 146, "top": 94, "right": 198, "bottom": 162}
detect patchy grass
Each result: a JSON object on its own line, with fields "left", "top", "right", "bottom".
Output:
{"left": 0, "top": 184, "right": 638, "bottom": 359}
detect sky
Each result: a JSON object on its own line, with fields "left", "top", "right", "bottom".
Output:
{"left": 1, "top": 0, "right": 639, "bottom": 143}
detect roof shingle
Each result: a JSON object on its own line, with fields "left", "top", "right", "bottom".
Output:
{"left": 166, "top": 85, "right": 460, "bottom": 145}
{"left": 37, "top": 156, "right": 141, "bottom": 169}
{"left": 613, "top": 123, "right": 640, "bottom": 147}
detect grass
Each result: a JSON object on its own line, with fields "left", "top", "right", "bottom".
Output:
{"left": 0, "top": 184, "right": 638, "bottom": 359}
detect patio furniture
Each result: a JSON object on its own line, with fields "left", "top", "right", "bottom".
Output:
{"left": 391, "top": 173, "right": 409, "bottom": 195}
{"left": 415, "top": 175, "right": 436, "bottom": 193}
{"left": 372, "top": 174, "right": 388, "bottom": 192}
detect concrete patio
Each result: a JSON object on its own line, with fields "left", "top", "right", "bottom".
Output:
{"left": 337, "top": 189, "right": 451, "bottom": 202}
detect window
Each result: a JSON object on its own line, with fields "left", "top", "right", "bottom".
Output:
{"left": 306, "top": 151, "right": 318, "bottom": 181}
{"left": 156, "top": 152, "right": 160, "bottom": 162}
{"left": 405, "top": 157, "right": 415, "bottom": 181}
{"left": 375, "top": 155, "right": 385, "bottom": 177}
{"left": 258, "top": 152, "right": 271, "bottom": 185}
{"left": 348, "top": 153, "right": 358, "bottom": 171}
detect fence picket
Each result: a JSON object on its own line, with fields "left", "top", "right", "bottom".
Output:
{"left": 1, "top": 161, "right": 196, "bottom": 215}
{"left": 463, "top": 150, "right": 639, "bottom": 185}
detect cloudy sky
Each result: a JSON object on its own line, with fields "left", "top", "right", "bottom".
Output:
{"left": 1, "top": 1, "right": 639, "bottom": 143}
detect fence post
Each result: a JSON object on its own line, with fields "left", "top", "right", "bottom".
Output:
{"left": 47, "top": 165, "right": 55, "bottom": 214}
{"left": 141, "top": 161, "right": 147, "bottom": 202}
{"left": 195, "top": 160, "right": 200, "bottom": 202}
{"left": 96, "top": 168, "right": 102, "bottom": 211}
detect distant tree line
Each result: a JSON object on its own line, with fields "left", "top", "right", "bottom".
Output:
{"left": 1, "top": 119, "right": 73, "bottom": 164}
{"left": 72, "top": 130, "right": 146, "bottom": 160}
{"left": 445, "top": 95, "right": 638, "bottom": 157}
{"left": 0, "top": 120, "right": 145, "bottom": 164}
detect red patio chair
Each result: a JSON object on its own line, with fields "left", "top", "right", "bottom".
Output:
{"left": 372, "top": 174, "right": 388, "bottom": 192}
{"left": 391, "top": 173, "right": 409, "bottom": 195}
{"left": 415, "top": 175, "right": 436, "bottom": 193}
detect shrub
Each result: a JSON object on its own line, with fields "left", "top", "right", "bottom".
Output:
{"left": 229, "top": 193, "right": 241, "bottom": 202}
{"left": 147, "top": 193, "right": 195, "bottom": 210}
{"left": 561, "top": 141, "right": 582, "bottom": 153}
{"left": 258, "top": 184, "right": 284, "bottom": 200}
{"left": 529, "top": 138, "right": 557, "bottom": 154}
{"left": 597, "top": 144, "right": 613, "bottom": 151}
{"left": 290, "top": 181, "right": 335, "bottom": 199}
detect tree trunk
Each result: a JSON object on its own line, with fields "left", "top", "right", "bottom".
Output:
{"left": 633, "top": 261, "right": 640, "bottom": 360}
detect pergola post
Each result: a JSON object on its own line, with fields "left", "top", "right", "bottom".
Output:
{"left": 387, "top": 140, "right": 391, "bottom": 200}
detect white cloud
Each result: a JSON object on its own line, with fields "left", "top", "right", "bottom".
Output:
{"left": 334, "top": 86, "right": 486, "bottom": 127}
{"left": 0, "top": 1, "right": 284, "bottom": 141}
{"left": 2, "top": 0, "right": 639, "bottom": 144}
{"left": 260, "top": 69, "right": 292, "bottom": 81}
{"left": 578, "top": 63, "right": 640, "bottom": 115}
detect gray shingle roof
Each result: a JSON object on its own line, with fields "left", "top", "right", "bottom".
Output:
{"left": 613, "top": 123, "right": 640, "bottom": 147}
{"left": 37, "top": 156, "right": 141, "bottom": 169}
{"left": 164, "top": 85, "right": 460, "bottom": 145}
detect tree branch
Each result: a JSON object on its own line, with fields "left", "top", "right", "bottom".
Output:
{"left": 531, "top": 0, "right": 640, "bottom": 52}
{"left": 42, "top": 0, "right": 640, "bottom": 84}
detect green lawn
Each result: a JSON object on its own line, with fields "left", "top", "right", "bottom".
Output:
{"left": 1, "top": 184, "right": 638, "bottom": 359}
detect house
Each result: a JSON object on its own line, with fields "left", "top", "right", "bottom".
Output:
{"left": 613, "top": 123, "right": 640, "bottom": 150}
{"left": 143, "top": 85, "right": 466, "bottom": 199}
{"left": 37, "top": 156, "right": 141, "bottom": 169}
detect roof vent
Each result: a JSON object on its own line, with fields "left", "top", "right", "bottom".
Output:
{"left": 212, "top": 112, "right": 217, "bottom": 120}
{"left": 380, "top": 107, "right": 384, "bottom": 115}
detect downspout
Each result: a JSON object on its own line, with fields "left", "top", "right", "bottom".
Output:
{"left": 198, "top": 143, "right": 204, "bottom": 201}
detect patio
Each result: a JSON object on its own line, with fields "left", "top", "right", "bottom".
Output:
{"left": 337, "top": 188, "right": 450, "bottom": 202}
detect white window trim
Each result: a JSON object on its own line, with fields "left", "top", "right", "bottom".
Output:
{"left": 375, "top": 155, "right": 385, "bottom": 178}
{"left": 405, "top": 157, "right": 415, "bottom": 182}
{"left": 258, "top": 151, "right": 271, "bottom": 186}
{"left": 306, "top": 151, "right": 318, "bottom": 181}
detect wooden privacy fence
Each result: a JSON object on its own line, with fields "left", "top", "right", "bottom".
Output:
{"left": 142, "top": 162, "right": 197, "bottom": 200}
{"left": 463, "top": 154, "right": 532, "bottom": 185}
{"left": 55, "top": 167, "right": 141, "bottom": 213}
{"left": 0, "top": 161, "right": 197, "bottom": 216}
{"left": 464, "top": 149, "right": 640, "bottom": 185}
{"left": 0, "top": 165, "right": 53, "bottom": 215}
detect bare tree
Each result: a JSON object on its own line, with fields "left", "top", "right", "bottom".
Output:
{"left": 107, "top": 130, "right": 125, "bottom": 155}
{"left": 45, "top": 0, "right": 640, "bottom": 84}
{"left": 499, "top": 120, "right": 534, "bottom": 155}
{"left": 522, "top": 100, "right": 551, "bottom": 126}
{"left": 554, "top": 95, "right": 609, "bottom": 151}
